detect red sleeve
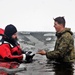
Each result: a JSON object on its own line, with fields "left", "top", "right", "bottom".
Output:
{"left": 0, "top": 44, "right": 23, "bottom": 61}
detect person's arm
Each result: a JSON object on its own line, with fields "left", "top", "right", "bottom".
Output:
{"left": 0, "top": 45, "right": 26, "bottom": 62}
{"left": 11, "top": 45, "right": 22, "bottom": 55}
{"left": 0, "top": 44, "right": 35, "bottom": 62}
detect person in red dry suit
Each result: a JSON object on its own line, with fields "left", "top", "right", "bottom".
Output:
{"left": 0, "top": 24, "right": 35, "bottom": 63}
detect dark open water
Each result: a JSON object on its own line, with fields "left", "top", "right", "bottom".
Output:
{"left": 15, "top": 32, "right": 75, "bottom": 75}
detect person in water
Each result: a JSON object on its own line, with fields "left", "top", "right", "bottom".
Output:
{"left": 37, "top": 16, "right": 75, "bottom": 63}
{"left": 0, "top": 24, "right": 35, "bottom": 63}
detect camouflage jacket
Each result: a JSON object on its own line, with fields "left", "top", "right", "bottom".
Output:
{"left": 46, "top": 28, "right": 75, "bottom": 62}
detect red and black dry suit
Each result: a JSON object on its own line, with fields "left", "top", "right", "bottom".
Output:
{"left": 0, "top": 28, "right": 21, "bottom": 74}
{"left": 0, "top": 28, "right": 35, "bottom": 63}
{"left": 0, "top": 28, "right": 25, "bottom": 62}
{"left": 0, "top": 36, "right": 24, "bottom": 62}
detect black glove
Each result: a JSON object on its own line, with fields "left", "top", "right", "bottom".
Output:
{"left": 25, "top": 51, "right": 35, "bottom": 63}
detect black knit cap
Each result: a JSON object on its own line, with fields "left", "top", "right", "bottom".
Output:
{"left": 4, "top": 24, "right": 17, "bottom": 38}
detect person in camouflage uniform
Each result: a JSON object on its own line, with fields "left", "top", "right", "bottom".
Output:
{"left": 37, "top": 16, "right": 75, "bottom": 63}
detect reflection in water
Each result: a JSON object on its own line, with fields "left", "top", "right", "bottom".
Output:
{"left": 47, "top": 60, "right": 73, "bottom": 75}
{"left": 0, "top": 62, "right": 26, "bottom": 75}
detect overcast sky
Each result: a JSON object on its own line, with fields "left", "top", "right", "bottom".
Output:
{"left": 0, "top": 0, "right": 75, "bottom": 32}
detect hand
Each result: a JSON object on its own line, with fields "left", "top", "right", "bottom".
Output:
{"left": 25, "top": 51, "right": 35, "bottom": 62}
{"left": 37, "top": 50, "right": 46, "bottom": 55}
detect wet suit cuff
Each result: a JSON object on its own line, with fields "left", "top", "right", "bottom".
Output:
{"left": 22, "top": 54, "right": 26, "bottom": 61}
